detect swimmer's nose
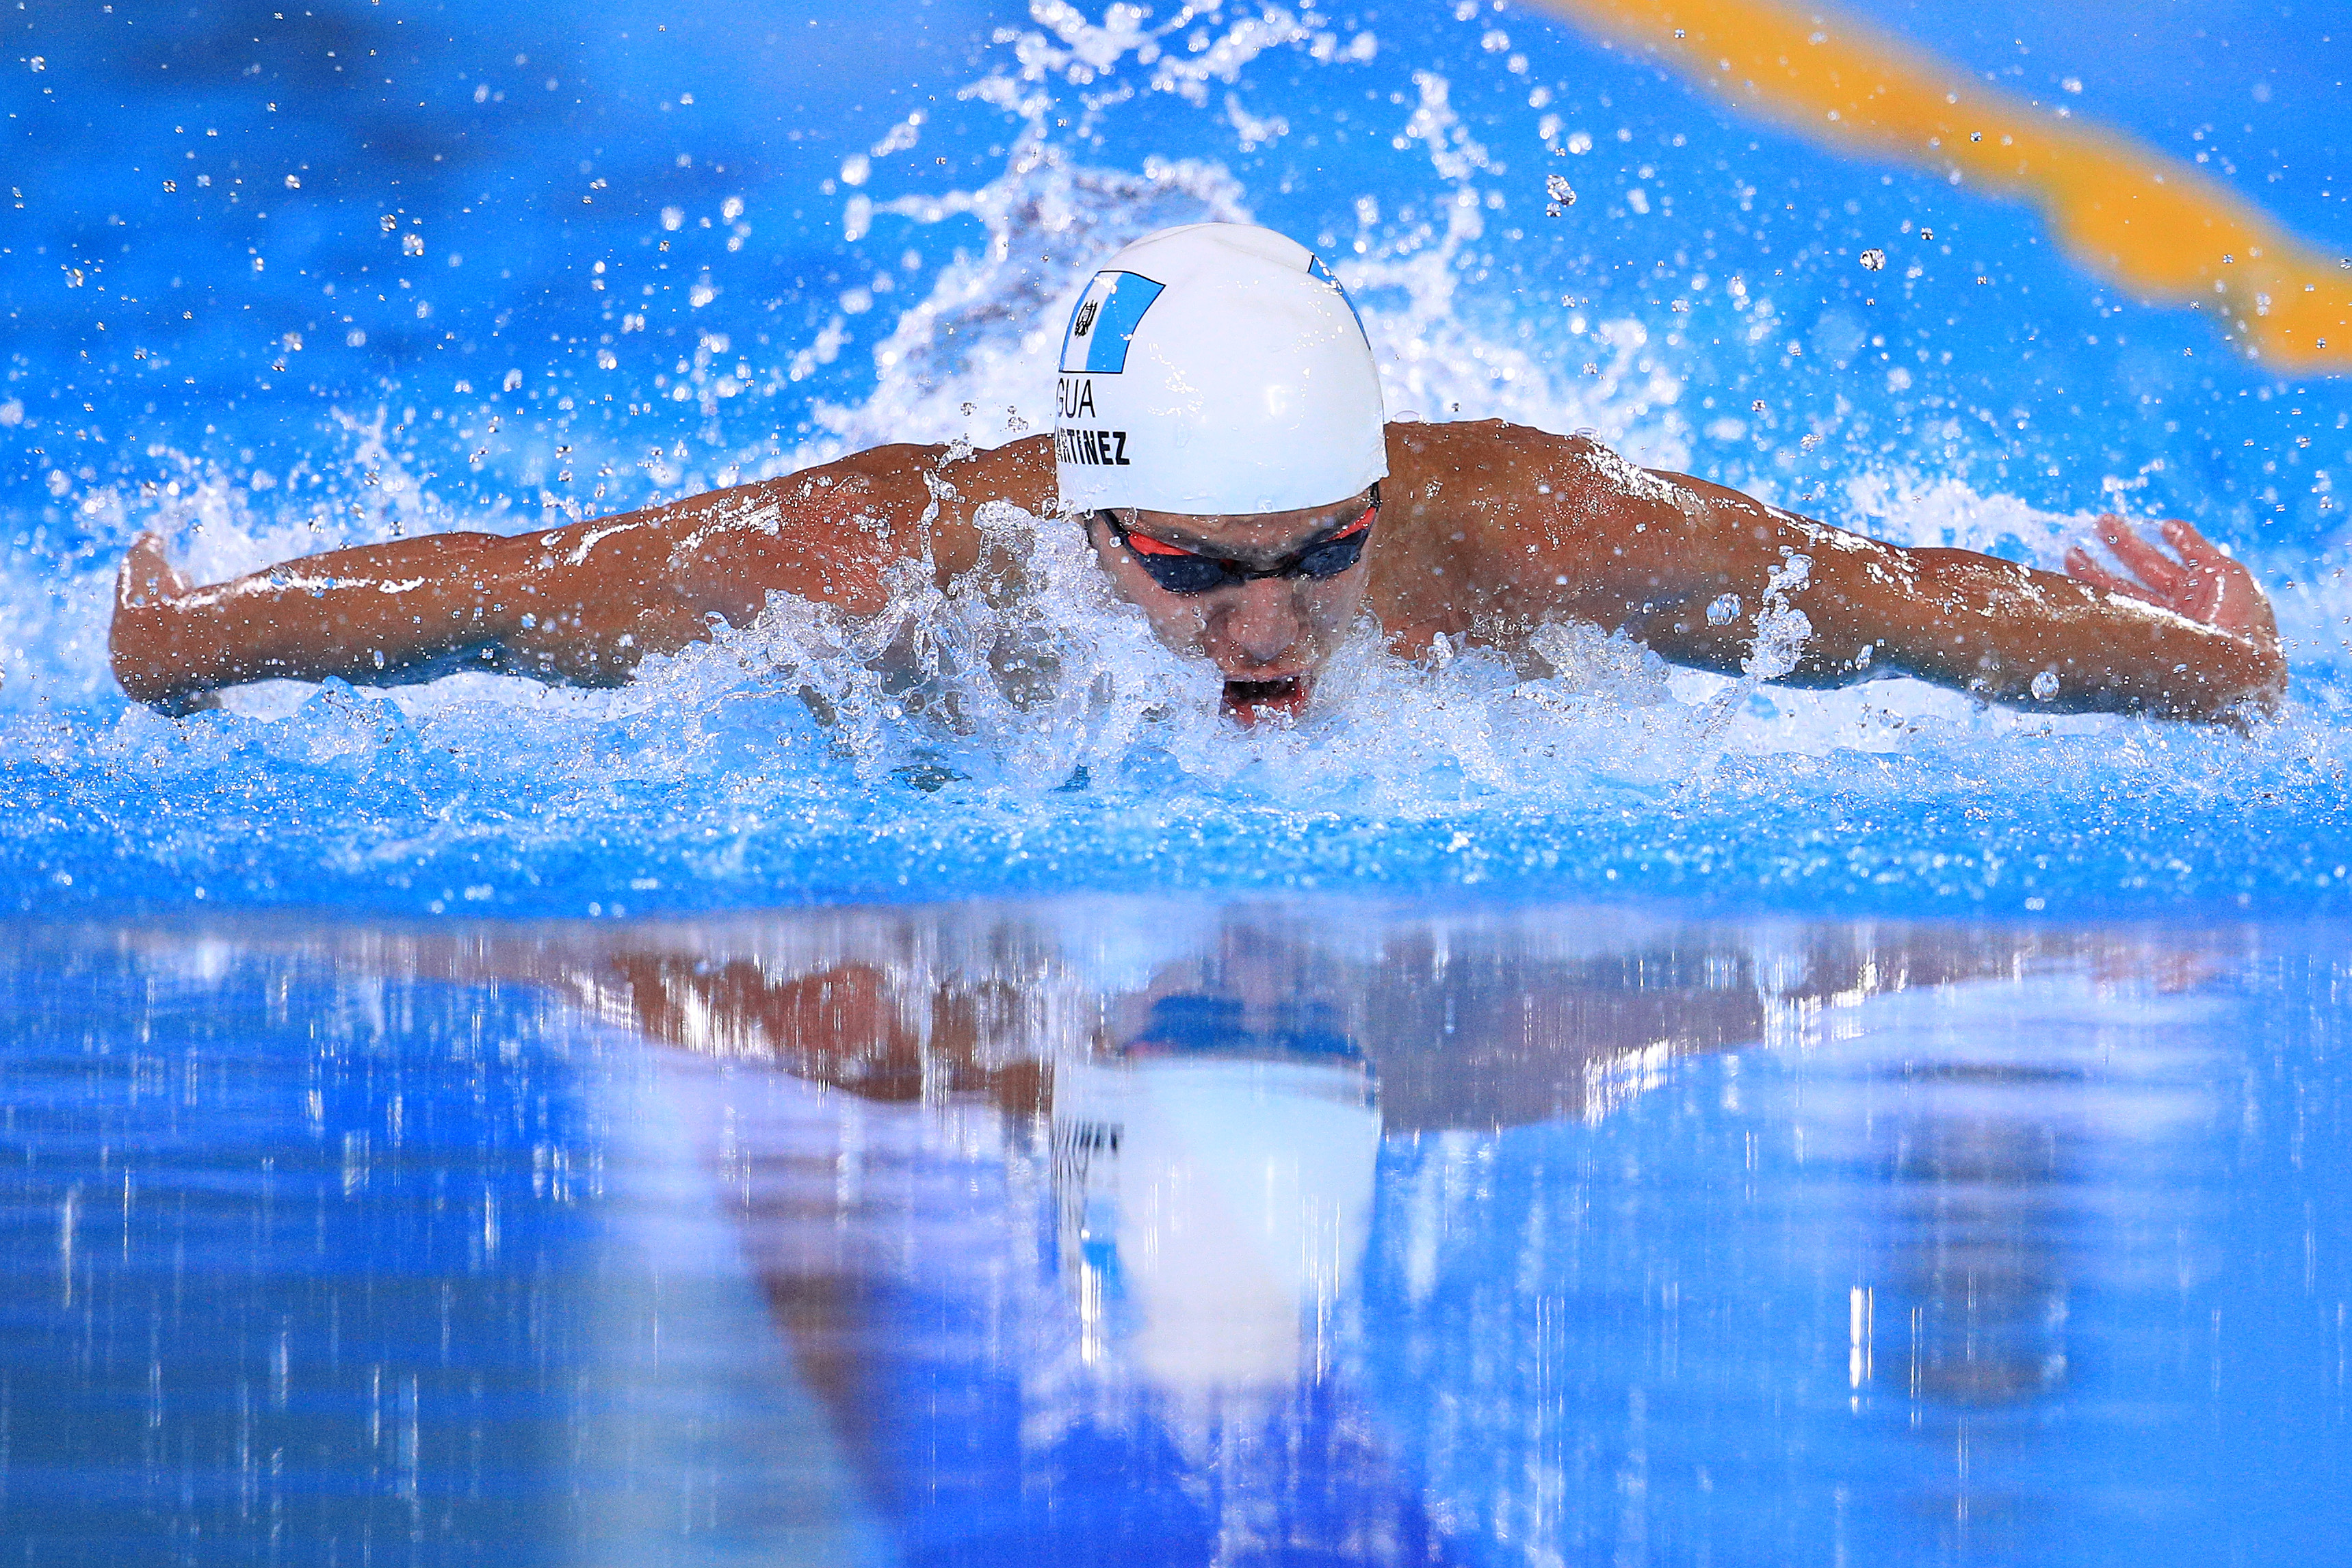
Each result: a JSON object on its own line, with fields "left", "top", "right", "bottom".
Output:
{"left": 1215, "top": 578, "right": 1305, "bottom": 668}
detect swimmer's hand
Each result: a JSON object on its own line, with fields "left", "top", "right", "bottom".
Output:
{"left": 112, "top": 532, "right": 219, "bottom": 714}
{"left": 2062, "top": 515, "right": 2284, "bottom": 710}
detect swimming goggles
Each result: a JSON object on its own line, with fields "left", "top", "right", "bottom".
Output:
{"left": 1095, "top": 483, "right": 1379, "bottom": 596}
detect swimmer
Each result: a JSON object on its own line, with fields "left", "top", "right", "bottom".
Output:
{"left": 110, "top": 222, "right": 2283, "bottom": 724}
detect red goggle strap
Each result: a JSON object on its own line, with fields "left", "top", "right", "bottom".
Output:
{"left": 1120, "top": 500, "right": 1376, "bottom": 560}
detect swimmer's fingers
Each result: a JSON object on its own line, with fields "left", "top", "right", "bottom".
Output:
{"left": 2158, "top": 517, "right": 2249, "bottom": 586}
{"left": 2158, "top": 517, "right": 2278, "bottom": 642}
{"left": 2061, "top": 546, "right": 2160, "bottom": 605}
{"left": 2092, "top": 514, "right": 2188, "bottom": 595}
{"left": 2158, "top": 516, "right": 2227, "bottom": 562}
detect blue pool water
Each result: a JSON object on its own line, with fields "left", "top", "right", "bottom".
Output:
{"left": 3, "top": 0, "right": 2351, "bottom": 1560}
{"left": 5, "top": 903, "right": 2347, "bottom": 1564}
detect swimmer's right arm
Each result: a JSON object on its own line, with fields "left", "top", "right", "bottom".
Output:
{"left": 109, "top": 436, "right": 1056, "bottom": 709}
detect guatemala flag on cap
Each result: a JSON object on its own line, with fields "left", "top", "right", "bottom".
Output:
{"left": 1060, "top": 270, "right": 1166, "bottom": 374}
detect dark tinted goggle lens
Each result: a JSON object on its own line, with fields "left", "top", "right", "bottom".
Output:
{"left": 1135, "top": 552, "right": 1235, "bottom": 595}
{"left": 1290, "top": 531, "right": 1369, "bottom": 579}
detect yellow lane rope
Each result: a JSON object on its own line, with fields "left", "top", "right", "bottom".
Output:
{"left": 1526, "top": 0, "right": 2352, "bottom": 371}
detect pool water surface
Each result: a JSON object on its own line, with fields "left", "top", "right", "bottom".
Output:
{"left": 4, "top": 900, "right": 2344, "bottom": 1565}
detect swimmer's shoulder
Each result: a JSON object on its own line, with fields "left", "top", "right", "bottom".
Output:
{"left": 1383, "top": 417, "right": 1615, "bottom": 488}
{"left": 1382, "top": 419, "right": 1622, "bottom": 541}
{"left": 822, "top": 432, "right": 1058, "bottom": 521}
{"left": 715, "top": 434, "right": 1058, "bottom": 570}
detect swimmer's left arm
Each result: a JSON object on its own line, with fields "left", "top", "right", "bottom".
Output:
{"left": 1546, "top": 460, "right": 2284, "bottom": 722}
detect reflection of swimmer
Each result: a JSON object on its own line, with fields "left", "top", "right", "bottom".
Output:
{"left": 112, "top": 222, "right": 2279, "bottom": 722}
{"left": 108, "top": 909, "right": 2236, "bottom": 1560}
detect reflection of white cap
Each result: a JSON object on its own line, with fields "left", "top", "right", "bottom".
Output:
{"left": 1052, "top": 1056, "right": 1378, "bottom": 1390}
{"left": 1053, "top": 222, "right": 1388, "bottom": 517}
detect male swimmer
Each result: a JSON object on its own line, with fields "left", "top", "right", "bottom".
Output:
{"left": 110, "top": 222, "right": 2284, "bottom": 724}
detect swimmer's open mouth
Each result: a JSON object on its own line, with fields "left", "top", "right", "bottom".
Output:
{"left": 1221, "top": 675, "right": 1309, "bottom": 724}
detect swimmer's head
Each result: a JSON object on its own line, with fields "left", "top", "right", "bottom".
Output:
{"left": 1052, "top": 224, "right": 1389, "bottom": 721}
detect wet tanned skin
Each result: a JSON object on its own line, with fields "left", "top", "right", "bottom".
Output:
{"left": 111, "top": 420, "right": 2284, "bottom": 722}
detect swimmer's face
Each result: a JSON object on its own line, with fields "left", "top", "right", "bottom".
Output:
{"left": 1085, "top": 488, "right": 1378, "bottom": 724}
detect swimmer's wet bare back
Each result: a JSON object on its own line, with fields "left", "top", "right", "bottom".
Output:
{"left": 110, "top": 419, "right": 2284, "bottom": 724}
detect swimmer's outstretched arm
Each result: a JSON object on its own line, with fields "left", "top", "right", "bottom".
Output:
{"left": 1631, "top": 474, "right": 2282, "bottom": 720}
{"left": 1463, "top": 428, "right": 2285, "bottom": 722}
{"left": 109, "top": 439, "right": 1054, "bottom": 709}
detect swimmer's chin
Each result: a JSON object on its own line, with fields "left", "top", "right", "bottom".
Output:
{"left": 1221, "top": 673, "right": 1311, "bottom": 727}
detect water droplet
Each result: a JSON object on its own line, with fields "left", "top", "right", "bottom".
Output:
{"left": 1859, "top": 248, "right": 1885, "bottom": 271}
{"left": 1545, "top": 172, "right": 1576, "bottom": 207}
{"left": 2030, "top": 670, "right": 2061, "bottom": 701}
{"left": 1707, "top": 593, "right": 1742, "bottom": 627}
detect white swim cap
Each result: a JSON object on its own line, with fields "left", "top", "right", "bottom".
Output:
{"left": 1053, "top": 222, "right": 1388, "bottom": 517}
